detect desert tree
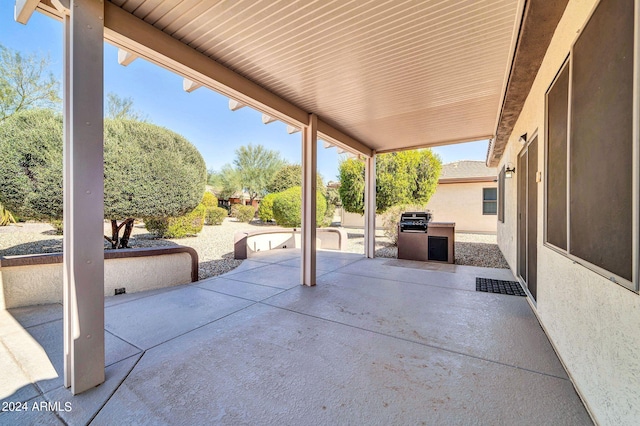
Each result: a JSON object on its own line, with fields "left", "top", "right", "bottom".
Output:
{"left": 0, "top": 43, "right": 60, "bottom": 122}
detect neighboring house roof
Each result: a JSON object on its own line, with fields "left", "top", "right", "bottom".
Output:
{"left": 439, "top": 161, "right": 497, "bottom": 184}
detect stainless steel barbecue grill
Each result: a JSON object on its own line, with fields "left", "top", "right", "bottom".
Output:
{"left": 399, "top": 211, "right": 432, "bottom": 233}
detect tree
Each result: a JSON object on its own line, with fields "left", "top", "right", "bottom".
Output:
{"left": 233, "top": 144, "right": 284, "bottom": 202}
{"left": 0, "top": 109, "right": 207, "bottom": 248}
{"left": 106, "top": 92, "right": 147, "bottom": 121}
{"left": 208, "top": 165, "right": 242, "bottom": 200}
{"left": 0, "top": 44, "right": 60, "bottom": 122}
{"left": 338, "top": 150, "right": 442, "bottom": 214}
{"left": 266, "top": 164, "right": 326, "bottom": 195}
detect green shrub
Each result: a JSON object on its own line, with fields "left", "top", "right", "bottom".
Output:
{"left": 235, "top": 204, "right": 255, "bottom": 223}
{"left": 380, "top": 204, "right": 426, "bottom": 245}
{"left": 205, "top": 206, "right": 227, "bottom": 225}
{"left": 202, "top": 191, "right": 218, "bottom": 209}
{"left": 272, "top": 186, "right": 327, "bottom": 227}
{"left": 257, "top": 193, "right": 278, "bottom": 222}
{"left": 145, "top": 203, "right": 206, "bottom": 238}
{"left": 0, "top": 203, "right": 16, "bottom": 226}
{"left": 322, "top": 201, "right": 336, "bottom": 227}
{"left": 230, "top": 204, "right": 240, "bottom": 218}
{"left": 50, "top": 219, "right": 63, "bottom": 235}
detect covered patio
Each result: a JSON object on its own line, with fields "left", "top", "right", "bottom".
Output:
{"left": 1, "top": 250, "right": 590, "bottom": 424}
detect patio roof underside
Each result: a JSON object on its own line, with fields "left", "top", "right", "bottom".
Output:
{"left": 36, "top": 0, "right": 567, "bottom": 162}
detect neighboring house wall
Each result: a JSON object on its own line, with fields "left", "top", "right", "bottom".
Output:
{"left": 497, "top": 0, "right": 640, "bottom": 423}
{"left": 425, "top": 181, "right": 497, "bottom": 233}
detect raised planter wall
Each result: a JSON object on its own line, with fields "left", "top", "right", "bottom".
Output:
{"left": 234, "top": 227, "right": 348, "bottom": 259}
{"left": 0, "top": 246, "right": 198, "bottom": 309}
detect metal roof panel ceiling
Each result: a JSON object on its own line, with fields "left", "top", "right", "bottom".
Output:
{"left": 108, "top": 0, "right": 522, "bottom": 152}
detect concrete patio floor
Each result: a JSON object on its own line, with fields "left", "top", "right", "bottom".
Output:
{"left": 1, "top": 250, "right": 591, "bottom": 425}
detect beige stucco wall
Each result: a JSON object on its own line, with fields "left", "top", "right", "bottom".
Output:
{"left": 340, "top": 181, "right": 498, "bottom": 233}
{"left": 0, "top": 253, "right": 193, "bottom": 309}
{"left": 497, "top": 0, "right": 640, "bottom": 423}
{"left": 425, "top": 182, "right": 497, "bottom": 233}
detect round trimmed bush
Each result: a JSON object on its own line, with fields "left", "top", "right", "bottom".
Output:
{"left": 201, "top": 191, "right": 218, "bottom": 209}
{"left": 145, "top": 203, "right": 206, "bottom": 238}
{"left": 234, "top": 204, "right": 255, "bottom": 223}
{"left": 0, "top": 109, "right": 207, "bottom": 222}
{"left": 272, "top": 186, "right": 326, "bottom": 227}
{"left": 257, "top": 193, "right": 278, "bottom": 222}
{"left": 205, "top": 206, "right": 227, "bottom": 225}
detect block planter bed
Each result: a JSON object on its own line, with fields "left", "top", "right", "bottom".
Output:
{"left": 0, "top": 246, "right": 198, "bottom": 309}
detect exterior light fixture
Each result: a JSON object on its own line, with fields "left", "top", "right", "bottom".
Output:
{"left": 505, "top": 163, "right": 516, "bottom": 178}
{"left": 518, "top": 133, "right": 527, "bottom": 144}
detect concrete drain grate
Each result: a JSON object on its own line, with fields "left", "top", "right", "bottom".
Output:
{"left": 476, "top": 278, "right": 526, "bottom": 296}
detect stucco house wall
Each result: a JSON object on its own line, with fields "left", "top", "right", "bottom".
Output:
{"left": 425, "top": 181, "right": 497, "bottom": 233}
{"left": 497, "top": 0, "right": 640, "bottom": 423}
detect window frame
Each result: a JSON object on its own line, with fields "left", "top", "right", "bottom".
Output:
{"left": 542, "top": 0, "right": 639, "bottom": 292}
{"left": 498, "top": 166, "right": 505, "bottom": 223}
{"left": 482, "top": 187, "right": 498, "bottom": 216}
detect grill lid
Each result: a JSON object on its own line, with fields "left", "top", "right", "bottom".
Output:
{"left": 399, "top": 211, "right": 432, "bottom": 233}
{"left": 400, "top": 212, "right": 432, "bottom": 222}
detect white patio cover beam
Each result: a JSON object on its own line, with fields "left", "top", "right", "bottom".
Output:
{"left": 364, "top": 153, "right": 377, "bottom": 258}
{"left": 301, "top": 113, "right": 318, "bottom": 286}
{"left": 262, "top": 114, "right": 277, "bottom": 124}
{"left": 14, "top": 0, "right": 39, "bottom": 24}
{"left": 117, "top": 48, "right": 137, "bottom": 66}
{"left": 228, "top": 99, "right": 246, "bottom": 111}
{"left": 182, "top": 78, "right": 201, "bottom": 93}
{"left": 287, "top": 125, "right": 300, "bottom": 134}
{"left": 99, "top": 3, "right": 371, "bottom": 157}
{"left": 62, "top": 0, "right": 105, "bottom": 395}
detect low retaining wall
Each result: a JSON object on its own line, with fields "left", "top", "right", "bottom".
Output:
{"left": 0, "top": 246, "right": 198, "bottom": 309}
{"left": 234, "top": 228, "right": 348, "bottom": 259}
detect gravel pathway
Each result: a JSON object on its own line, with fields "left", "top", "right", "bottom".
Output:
{"left": 1, "top": 220, "right": 509, "bottom": 280}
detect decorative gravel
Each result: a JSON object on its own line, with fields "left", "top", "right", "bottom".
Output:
{"left": 0, "top": 220, "right": 509, "bottom": 280}
{"left": 342, "top": 228, "right": 510, "bottom": 269}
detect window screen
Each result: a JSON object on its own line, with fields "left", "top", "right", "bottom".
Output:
{"left": 483, "top": 188, "right": 497, "bottom": 215}
{"left": 498, "top": 167, "right": 505, "bottom": 223}
{"left": 546, "top": 62, "right": 569, "bottom": 250}
{"left": 569, "top": 0, "right": 634, "bottom": 281}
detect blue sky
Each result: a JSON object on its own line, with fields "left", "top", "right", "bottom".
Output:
{"left": 0, "top": 4, "right": 489, "bottom": 181}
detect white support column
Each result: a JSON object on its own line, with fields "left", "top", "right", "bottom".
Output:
{"left": 63, "top": 0, "right": 105, "bottom": 395}
{"left": 301, "top": 113, "right": 318, "bottom": 286}
{"left": 364, "top": 152, "right": 377, "bottom": 258}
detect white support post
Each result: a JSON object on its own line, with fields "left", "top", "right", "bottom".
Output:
{"left": 301, "top": 113, "right": 318, "bottom": 286}
{"left": 364, "top": 152, "right": 377, "bottom": 258}
{"left": 63, "top": 0, "right": 105, "bottom": 395}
